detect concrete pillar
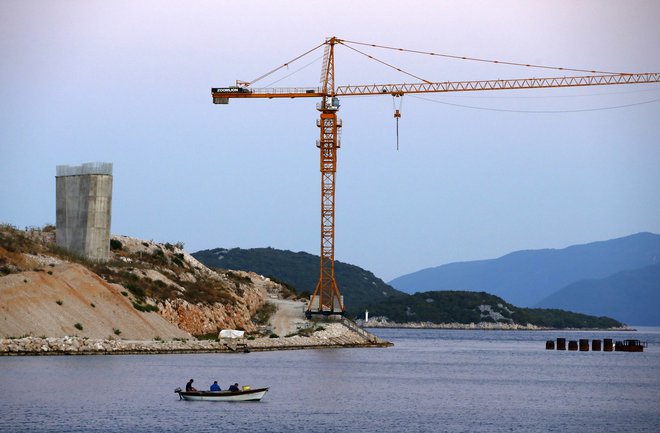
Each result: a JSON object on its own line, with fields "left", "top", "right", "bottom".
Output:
{"left": 56, "top": 162, "right": 113, "bottom": 261}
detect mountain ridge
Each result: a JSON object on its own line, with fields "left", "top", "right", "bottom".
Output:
{"left": 192, "top": 245, "right": 625, "bottom": 328}
{"left": 388, "top": 232, "right": 660, "bottom": 307}
{"left": 536, "top": 263, "right": 660, "bottom": 325}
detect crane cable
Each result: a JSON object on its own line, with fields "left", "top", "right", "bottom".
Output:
{"left": 410, "top": 94, "right": 660, "bottom": 113}
{"left": 338, "top": 42, "right": 434, "bottom": 84}
{"left": 247, "top": 41, "right": 326, "bottom": 86}
{"left": 339, "top": 39, "right": 627, "bottom": 76}
{"left": 265, "top": 55, "right": 324, "bottom": 87}
{"left": 243, "top": 37, "right": 634, "bottom": 89}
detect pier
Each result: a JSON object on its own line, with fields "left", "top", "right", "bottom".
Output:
{"left": 546, "top": 338, "right": 647, "bottom": 353}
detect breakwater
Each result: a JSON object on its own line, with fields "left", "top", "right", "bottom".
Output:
{"left": 546, "top": 337, "right": 647, "bottom": 352}
{"left": 0, "top": 323, "right": 391, "bottom": 356}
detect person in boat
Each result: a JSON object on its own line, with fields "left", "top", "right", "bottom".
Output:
{"left": 210, "top": 381, "right": 221, "bottom": 392}
{"left": 228, "top": 383, "right": 240, "bottom": 392}
{"left": 186, "top": 379, "right": 197, "bottom": 392}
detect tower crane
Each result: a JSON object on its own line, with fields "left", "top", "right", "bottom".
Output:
{"left": 211, "top": 37, "right": 660, "bottom": 318}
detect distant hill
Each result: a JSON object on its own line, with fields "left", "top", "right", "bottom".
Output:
{"left": 388, "top": 232, "right": 660, "bottom": 306}
{"left": 536, "top": 264, "right": 660, "bottom": 326}
{"left": 193, "top": 246, "right": 624, "bottom": 328}
{"left": 365, "top": 291, "right": 623, "bottom": 329}
{"left": 192, "top": 247, "right": 405, "bottom": 316}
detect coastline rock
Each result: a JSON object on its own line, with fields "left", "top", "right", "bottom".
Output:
{"left": 0, "top": 322, "right": 390, "bottom": 355}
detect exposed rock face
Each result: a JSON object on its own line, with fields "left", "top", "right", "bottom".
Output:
{"left": 0, "top": 227, "right": 275, "bottom": 339}
{"left": 157, "top": 293, "right": 263, "bottom": 335}
{"left": 1, "top": 226, "right": 393, "bottom": 352}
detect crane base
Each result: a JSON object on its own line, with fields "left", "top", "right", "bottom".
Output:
{"left": 305, "top": 310, "right": 345, "bottom": 320}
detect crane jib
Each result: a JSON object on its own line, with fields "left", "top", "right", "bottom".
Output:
{"left": 212, "top": 36, "right": 659, "bottom": 318}
{"left": 211, "top": 73, "right": 660, "bottom": 102}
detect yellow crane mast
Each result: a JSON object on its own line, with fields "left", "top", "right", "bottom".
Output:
{"left": 211, "top": 36, "right": 660, "bottom": 318}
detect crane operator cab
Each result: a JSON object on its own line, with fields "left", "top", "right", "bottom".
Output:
{"left": 319, "top": 96, "right": 340, "bottom": 111}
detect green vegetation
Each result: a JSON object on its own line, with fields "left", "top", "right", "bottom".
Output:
{"left": 510, "top": 308, "right": 622, "bottom": 329}
{"left": 193, "top": 332, "right": 220, "bottom": 341}
{"left": 74, "top": 323, "right": 83, "bottom": 331}
{"left": 0, "top": 224, "right": 35, "bottom": 254}
{"left": 90, "top": 302, "right": 95, "bottom": 308}
{"left": 132, "top": 301, "right": 159, "bottom": 312}
{"left": 192, "top": 247, "right": 405, "bottom": 316}
{"left": 1, "top": 224, "right": 625, "bottom": 330}
{"left": 0, "top": 225, "right": 242, "bottom": 311}
{"left": 193, "top": 245, "right": 624, "bottom": 329}
{"left": 285, "top": 324, "right": 325, "bottom": 337}
{"left": 56, "top": 300, "right": 63, "bottom": 306}
{"left": 364, "top": 290, "right": 623, "bottom": 328}
{"left": 113, "top": 328, "right": 121, "bottom": 335}
{"left": 164, "top": 242, "right": 186, "bottom": 252}
{"left": 252, "top": 302, "right": 277, "bottom": 326}
{"left": 265, "top": 275, "right": 299, "bottom": 299}
{"left": 172, "top": 253, "right": 185, "bottom": 268}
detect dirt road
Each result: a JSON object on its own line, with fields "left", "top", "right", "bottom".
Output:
{"left": 268, "top": 298, "right": 309, "bottom": 336}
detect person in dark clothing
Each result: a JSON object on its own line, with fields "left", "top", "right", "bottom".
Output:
{"left": 210, "top": 381, "right": 221, "bottom": 392}
{"left": 228, "top": 383, "right": 239, "bottom": 392}
{"left": 186, "top": 379, "right": 197, "bottom": 392}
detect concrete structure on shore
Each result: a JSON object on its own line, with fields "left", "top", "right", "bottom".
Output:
{"left": 56, "top": 162, "right": 113, "bottom": 261}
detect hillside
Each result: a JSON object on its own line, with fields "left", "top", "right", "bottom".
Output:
{"left": 192, "top": 246, "right": 624, "bottom": 328}
{"left": 0, "top": 262, "right": 190, "bottom": 340}
{"left": 388, "top": 232, "right": 660, "bottom": 306}
{"left": 0, "top": 225, "right": 279, "bottom": 338}
{"left": 192, "top": 247, "right": 405, "bottom": 316}
{"left": 364, "top": 291, "right": 623, "bottom": 329}
{"left": 536, "top": 264, "right": 660, "bottom": 326}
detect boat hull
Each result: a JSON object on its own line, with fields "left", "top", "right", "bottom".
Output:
{"left": 177, "top": 387, "right": 269, "bottom": 402}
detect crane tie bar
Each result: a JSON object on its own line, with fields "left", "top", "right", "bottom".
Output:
{"left": 339, "top": 39, "right": 627, "bottom": 76}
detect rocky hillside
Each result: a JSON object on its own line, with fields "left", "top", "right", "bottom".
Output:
{"left": 192, "top": 246, "right": 405, "bottom": 316}
{"left": 0, "top": 225, "right": 287, "bottom": 339}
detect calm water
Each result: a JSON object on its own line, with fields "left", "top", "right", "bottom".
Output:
{"left": 1, "top": 328, "right": 659, "bottom": 433}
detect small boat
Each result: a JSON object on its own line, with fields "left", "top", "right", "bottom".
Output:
{"left": 174, "top": 387, "right": 269, "bottom": 402}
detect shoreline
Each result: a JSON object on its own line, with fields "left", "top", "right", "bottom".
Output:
{"left": 0, "top": 342, "right": 392, "bottom": 357}
{"left": 361, "top": 321, "right": 635, "bottom": 331}
{"left": 0, "top": 322, "right": 392, "bottom": 356}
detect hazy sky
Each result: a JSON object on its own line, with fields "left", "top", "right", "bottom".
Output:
{"left": 1, "top": 0, "right": 659, "bottom": 282}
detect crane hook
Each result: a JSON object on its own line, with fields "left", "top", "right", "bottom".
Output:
{"left": 393, "top": 94, "right": 403, "bottom": 150}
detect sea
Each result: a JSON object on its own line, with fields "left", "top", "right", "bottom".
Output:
{"left": 1, "top": 327, "right": 659, "bottom": 433}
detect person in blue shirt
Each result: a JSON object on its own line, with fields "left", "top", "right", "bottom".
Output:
{"left": 228, "top": 383, "right": 239, "bottom": 392}
{"left": 210, "top": 381, "right": 221, "bottom": 392}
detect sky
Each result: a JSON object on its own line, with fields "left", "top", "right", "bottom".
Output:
{"left": 1, "top": 0, "right": 659, "bottom": 283}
